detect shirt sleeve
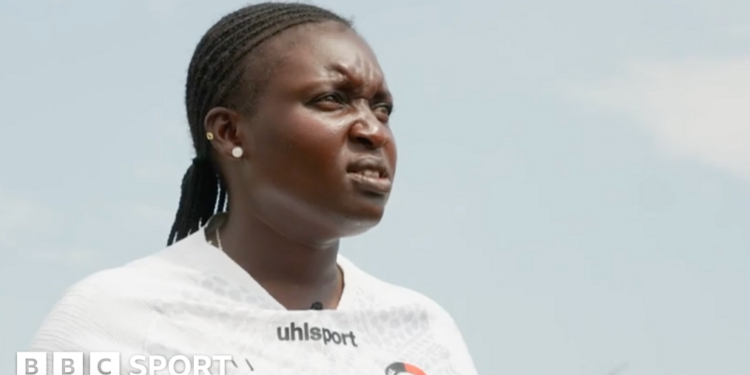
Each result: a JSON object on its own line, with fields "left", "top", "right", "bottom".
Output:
{"left": 28, "top": 270, "right": 154, "bottom": 374}
{"left": 434, "top": 306, "right": 480, "bottom": 375}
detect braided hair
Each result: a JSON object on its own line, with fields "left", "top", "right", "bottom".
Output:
{"left": 167, "top": 2, "right": 352, "bottom": 246}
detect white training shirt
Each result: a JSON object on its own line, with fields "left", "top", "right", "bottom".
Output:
{"left": 29, "top": 214, "right": 478, "bottom": 375}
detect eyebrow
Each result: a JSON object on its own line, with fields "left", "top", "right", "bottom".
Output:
{"left": 323, "top": 63, "right": 393, "bottom": 102}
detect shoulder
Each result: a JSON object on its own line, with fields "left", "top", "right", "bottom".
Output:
{"left": 28, "top": 241, "right": 192, "bottom": 352}
{"left": 339, "top": 255, "right": 459, "bottom": 322}
{"left": 340, "top": 256, "right": 479, "bottom": 373}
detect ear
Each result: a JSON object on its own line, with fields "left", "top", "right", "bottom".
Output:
{"left": 203, "top": 107, "right": 251, "bottom": 160}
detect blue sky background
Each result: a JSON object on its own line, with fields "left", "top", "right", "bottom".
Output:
{"left": 2, "top": 0, "right": 749, "bottom": 374}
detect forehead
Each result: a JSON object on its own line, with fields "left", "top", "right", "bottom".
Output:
{"left": 262, "top": 22, "right": 389, "bottom": 92}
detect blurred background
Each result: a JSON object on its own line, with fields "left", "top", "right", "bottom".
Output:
{"left": 1, "top": 0, "right": 749, "bottom": 374}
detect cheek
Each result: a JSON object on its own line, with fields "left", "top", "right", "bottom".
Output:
{"left": 387, "top": 134, "right": 398, "bottom": 170}
{"left": 255, "top": 110, "right": 347, "bottom": 180}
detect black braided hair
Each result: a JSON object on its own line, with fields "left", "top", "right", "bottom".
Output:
{"left": 167, "top": 2, "right": 352, "bottom": 245}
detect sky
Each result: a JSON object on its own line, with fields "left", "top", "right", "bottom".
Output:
{"left": 1, "top": 0, "right": 749, "bottom": 374}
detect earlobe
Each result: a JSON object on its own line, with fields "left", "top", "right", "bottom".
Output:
{"left": 204, "top": 107, "right": 247, "bottom": 160}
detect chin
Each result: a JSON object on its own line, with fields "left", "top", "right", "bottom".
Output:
{"left": 336, "top": 201, "right": 387, "bottom": 238}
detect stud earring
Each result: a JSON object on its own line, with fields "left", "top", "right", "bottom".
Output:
{"left": 206, "top": 132, "right": 214, "bottom": 140}
{"left": 231, "top": 146, "right": 244, "bottom": 159}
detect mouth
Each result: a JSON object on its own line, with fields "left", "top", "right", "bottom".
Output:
{"left": 346, "top": 158, "right": 392, "bottom": 195}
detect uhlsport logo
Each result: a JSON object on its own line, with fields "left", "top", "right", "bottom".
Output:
{"left": 16, "top": 352, "right": 233, "bottom": 375}
{"left": 276, "top": 321, "right": 359, "bottom": 347}
{"left": 385, "top": 362, "right": 428, "bottom": 375}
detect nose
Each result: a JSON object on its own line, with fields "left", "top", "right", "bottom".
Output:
{"left": 348, "top": 114, "right": 390, "bottom": 150}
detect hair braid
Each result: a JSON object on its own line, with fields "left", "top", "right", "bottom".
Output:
{"left": 167, "top": 2, "right": 352, "bottom": 245}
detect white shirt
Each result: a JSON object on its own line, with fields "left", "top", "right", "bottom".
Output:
{"left": 29, "top": 215, "right": 478, "bottom": 375}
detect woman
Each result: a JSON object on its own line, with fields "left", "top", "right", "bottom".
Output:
{"left": 30, "top": 3, "right": 478, "bottom": 374}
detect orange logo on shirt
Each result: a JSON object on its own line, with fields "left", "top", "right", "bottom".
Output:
{"left": 385, "top": 362, "right": 427, "bottom": 375}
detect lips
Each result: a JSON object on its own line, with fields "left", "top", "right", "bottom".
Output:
{"left": 346, "top": 157, "right": 392, "bottom": 194}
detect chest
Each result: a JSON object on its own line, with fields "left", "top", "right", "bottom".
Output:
{"left": 144, "top": 300, "right": 463, "bottom": 375}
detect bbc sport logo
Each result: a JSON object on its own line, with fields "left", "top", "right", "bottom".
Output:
{"left": 16, "top": 352, "right": 234, "bottom": 375}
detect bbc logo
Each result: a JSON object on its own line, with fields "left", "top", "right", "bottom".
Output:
{"left": 16, "top": 352, "right": 120, "bottom": 375}
{"left": 18, "top": 352, "right": 233, "bottom": 375}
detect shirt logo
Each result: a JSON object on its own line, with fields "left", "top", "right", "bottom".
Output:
{"left": 385, "top": 362, "right": 428, "bottom": 375}
{"left": 276, "top": 322, "right": 359, "bottom": 347}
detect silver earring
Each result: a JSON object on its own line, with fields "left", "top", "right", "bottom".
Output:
{"left": 231, "top": 146, "right": 244, "bottom": 159}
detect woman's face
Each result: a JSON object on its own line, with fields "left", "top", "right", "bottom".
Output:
{"left": 231, "top": 22, "right": 397, "bottom": 242}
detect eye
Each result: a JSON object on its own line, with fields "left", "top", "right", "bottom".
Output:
{"left": 315, "top": 92, "right": 346, "bottom": 110}
{"left": 372, "top": 103, "right": 393, "bottom": 122}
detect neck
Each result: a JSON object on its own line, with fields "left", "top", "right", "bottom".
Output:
{"left": 217, "top": 206, "right": 342, "bottom": 309}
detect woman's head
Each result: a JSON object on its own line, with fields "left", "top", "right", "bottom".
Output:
{"left": 167, "top": 3, "right": 397, "bottom": 246}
